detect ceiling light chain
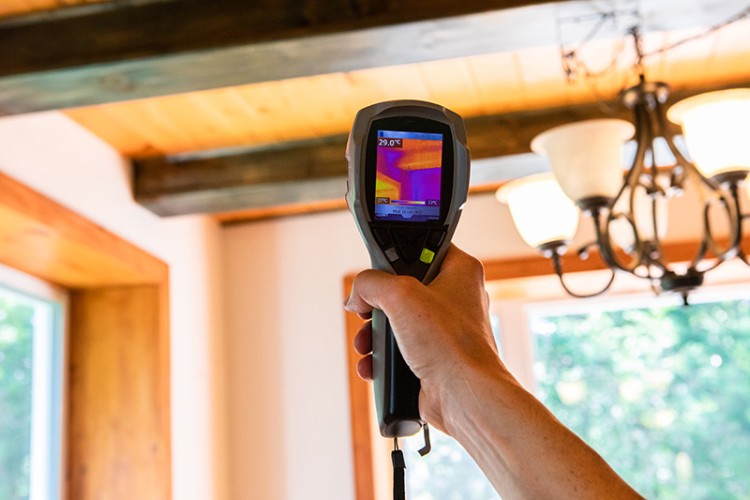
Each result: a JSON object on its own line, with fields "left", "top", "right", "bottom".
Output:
{"left": 559, "top": 3, "right": 750, "bottom": 87}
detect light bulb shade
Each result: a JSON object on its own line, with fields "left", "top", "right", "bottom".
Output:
{"left": 496, "top": 173, "right": 579, "bottom": 250}
{"left": 668, "top": 89, "right": 750, "bottom": 179}
{"left": 609, "top": 185, "right": 668, "bottom": 250}
{"left": 531, "top": 119, "right": 634, "bottom": 205}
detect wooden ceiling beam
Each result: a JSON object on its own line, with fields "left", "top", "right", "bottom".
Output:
{"left": 133, "top": 78, "right": 749, "bottom": 219}
{"left": 1, "top": 0, "right": 743, "bottom": 114}
{"left": 125, "top": 88, "right": 641, "bottom": 217}
{"left": 0, "top": 0, "right": 567, "bottom": 113}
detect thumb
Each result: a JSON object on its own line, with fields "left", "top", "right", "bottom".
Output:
{"left": 345, "top": 269, "right": 404, "bottom": 316}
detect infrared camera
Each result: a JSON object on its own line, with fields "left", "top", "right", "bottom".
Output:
{"left": 346, "top": 100, "right": 470, "bottom": 438}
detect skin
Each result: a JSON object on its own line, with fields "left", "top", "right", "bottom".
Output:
{"left": 345, "top": 245, "right": 644, "bottom": 500}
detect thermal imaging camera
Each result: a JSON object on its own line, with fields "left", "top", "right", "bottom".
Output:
{"left": 346, "top": 100, "right": 470, "bottom": 438}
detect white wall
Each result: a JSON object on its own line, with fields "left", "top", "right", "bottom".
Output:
{"left": 0, "top": 112, "right": 227, "bottom": 500}
{"left": 220, "top": 191, "right": 548, "bottom": 499}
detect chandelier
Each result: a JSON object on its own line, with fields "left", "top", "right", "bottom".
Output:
{"left": 496, "top": 29, "right": 750, "bottom": 303}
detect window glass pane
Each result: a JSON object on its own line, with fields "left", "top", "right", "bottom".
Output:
{"left": 530, "top": 295, "right": 750, "bottom": 498}
{"left": 0, "top": 288, "right": 35, "bottom": 499}
{"left": 403, "top": 427, "right": 498, "bottom": 500}
{"left": 0, "top": 277, "right": 64, "bottom": 500}
{"left": 401, "top": 314, "right": 503, "bottom": 499}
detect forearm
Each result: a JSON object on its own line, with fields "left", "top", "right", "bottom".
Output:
{"left": 439, "top": 361, "right": 644, "bottom": 500}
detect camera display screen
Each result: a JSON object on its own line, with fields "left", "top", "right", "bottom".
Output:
{"left": 373, "top": 130, "right": 443, "bottom": 222}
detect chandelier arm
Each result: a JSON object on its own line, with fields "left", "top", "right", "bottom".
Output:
{"left": 701, "top": 190, "right": 741, "bottom": 263}
{"left": 595, "top": 102, "right": 653, "bottom": 275}
{"left": 653, "top": 99, "right": 694, "bottom": 171}
{"left": 595, "top": 210, "right": 643, "bottom": 273}
{"left": 647, "top": 195, "right": 670, "bottom": 271}
{"left": 623, "top": 100, "right": 652, "bottom": 192}
{"left": 551, "top": 252, "right": 617, "bottom": 298}
{"left": 732, "top": 190, "right": 750, "bottom": 266}
{"left": 653, "top": 98, "right": 741, "bottom": 263}
{"left": 729, "top": 182, "right": 745, "bottom": 251}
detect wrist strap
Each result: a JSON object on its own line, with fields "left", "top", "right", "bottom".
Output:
{"left": 391, "top": 425, "right": 431, "bottom": 500}
{"left": 392, "top": 439, "right": 406, "bottom": 500}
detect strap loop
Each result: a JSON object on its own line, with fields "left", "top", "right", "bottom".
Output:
{"left": 392, "top": 438, "right": 406, "bottom": 500}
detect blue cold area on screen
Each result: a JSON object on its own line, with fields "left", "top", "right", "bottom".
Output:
{"left": 377, "top": 130, "right": 444, "bottom": 141}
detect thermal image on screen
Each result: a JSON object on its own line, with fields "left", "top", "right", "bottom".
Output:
{"left": 374, "top": 130, "right": 443, "bottom": 222}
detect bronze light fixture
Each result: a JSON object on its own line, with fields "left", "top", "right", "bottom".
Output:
{"left": 497, "top": 30, "right": 750, "bottom": 303}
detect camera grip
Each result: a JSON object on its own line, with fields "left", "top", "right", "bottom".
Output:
{"left": 372, "top": 308, "right": 423, "bottom": 437}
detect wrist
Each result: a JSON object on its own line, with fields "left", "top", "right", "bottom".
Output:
{"left": 437, "top": 353, "right": 518, "bottom": 438}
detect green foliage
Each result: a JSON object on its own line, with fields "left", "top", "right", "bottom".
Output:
{"left": 406, "top": 297, "right": 750, "bottom": 500}
{"left": 533, "top": 299, "right": 750, "bottom": 499}
{"left": 0, "top": 295, "right": 34, "bottom": 500}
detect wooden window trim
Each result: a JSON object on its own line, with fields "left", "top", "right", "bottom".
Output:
{"left": 343, "top": 239, "right": 750, "bottom": 499}
{"left": 0, "top": 172, "right": 171, "bottom": 499}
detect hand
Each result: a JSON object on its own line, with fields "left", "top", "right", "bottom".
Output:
{"left": 345, "top": 245, "right": 505, "bottom": 432}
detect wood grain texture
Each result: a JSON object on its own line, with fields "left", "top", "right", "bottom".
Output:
{"left": 0, "top": 171, "right": 166, "bottom": 287}
{"left": 0, "top": 0, "right": 99, "bottom": 19}
{"left": 0, "top": 0, "right": 566, "bottom": 76}
{"left": 0, "top": 0, "right": 574, "bottom": 113}
{"left": 4, "top": 0, "right": 745, "bottom": 114}
{"left": 0, "top": 172, "right": 171, "bottom": 499}
{"left": 63, "top": 19, "right": 750, "bottom": 159}
{"left": 131, "top": 78, "right": 749, "bottom": 218}
{"left": 67, "top": 285, "right": 171, "bottom": 500}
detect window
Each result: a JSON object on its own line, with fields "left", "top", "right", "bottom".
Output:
{"left": 400, "top": 282, "right": 750, "bottom": 499}
{"left": 529, "top": 288, "right": 750, "bottom": 498}
{"left": 0, "top": 264, "right": 66, "bottom": 500}
{"left": 346, "top": 252, "right": 750, "bottom": 499}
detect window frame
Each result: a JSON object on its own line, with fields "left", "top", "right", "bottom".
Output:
{"left": 0, "top": 172, "right": 171, "bottom": 500}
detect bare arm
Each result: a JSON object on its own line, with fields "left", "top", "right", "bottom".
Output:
{"left": 345, "top": 246, "right": 643, "bottom": 500}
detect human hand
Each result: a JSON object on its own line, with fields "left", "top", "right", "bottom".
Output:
{"left": 344, "top": 245, "right": 505, "bottom": 432}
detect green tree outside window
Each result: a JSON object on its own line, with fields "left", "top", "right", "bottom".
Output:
{"left": 0, "top": 293, "right": 34, "bottom": 500}
{"left": 533, "top": 299, "right": 750, "bottom": 499}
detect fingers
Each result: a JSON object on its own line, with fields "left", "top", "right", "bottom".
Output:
{"left": 353, "top": 321, "right": 372, "bottom": 355}
{"left": 357, "top": 354, "right": 373, "bottom": 380}
{"left": 354, "top": 322, "right": 373, "bottom": 380}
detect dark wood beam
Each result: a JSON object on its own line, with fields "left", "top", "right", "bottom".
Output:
{"left": 134, "top": 79, "right": 750, "bottom": 219}
{"left": 134, "top": 136, "right": 350, "bottom": 216}
{"left": 1, "top": 0, "right": 740, "bottom": 113}
{"left": 0, "top": 0, "right": 562, "bottom": 113}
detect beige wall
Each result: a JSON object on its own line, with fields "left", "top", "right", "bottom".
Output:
{"left": 0, "top": 112, "right": 228, "bottom": 500}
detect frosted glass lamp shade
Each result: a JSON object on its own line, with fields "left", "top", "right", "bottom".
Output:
{"left": 531, "top": 119, "right": 634, "bottom": 205}
{"left": 668, "top": 89, "right": 750, "bottom": 179}
{"left": 496, "top": 173, "right": 579, "bottom": 250}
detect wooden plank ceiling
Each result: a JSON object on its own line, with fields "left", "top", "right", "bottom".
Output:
{"left": 2, "top": 0, "right": 749, "bottom": 222}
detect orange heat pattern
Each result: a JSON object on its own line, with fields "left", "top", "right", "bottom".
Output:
{"left": 395, "top": 139, "right": 442, "bottom": 170}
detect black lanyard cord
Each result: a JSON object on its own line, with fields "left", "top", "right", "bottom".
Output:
{"left": 392, "top": 439, "right": 406, "bottom": 500}
{"left": 392, "top": 425, "right": 431, "bottom": 500}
